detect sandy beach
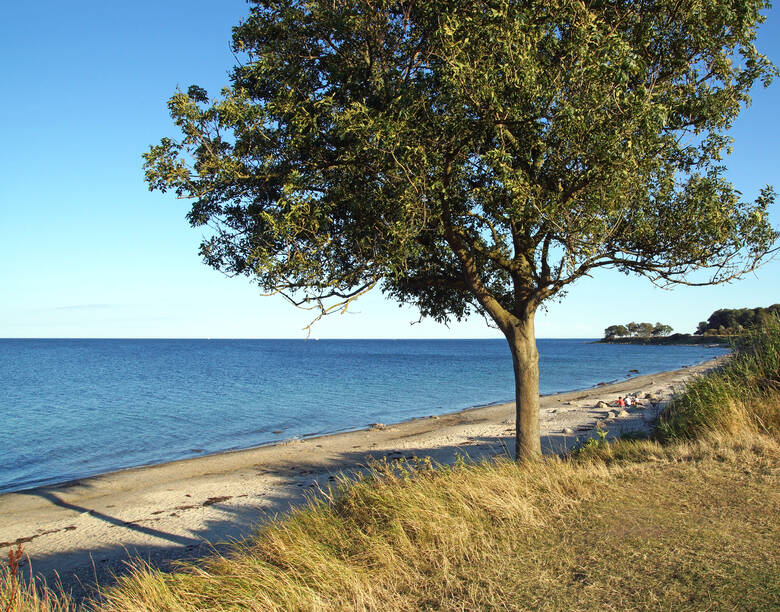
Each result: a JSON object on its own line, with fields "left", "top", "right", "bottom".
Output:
{"left": 0, "top": 356, "right": 725, "bottom": 600}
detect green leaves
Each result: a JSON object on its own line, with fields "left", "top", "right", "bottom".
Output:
{"left": 145, "top": 0, "right": 778, "bottom": 324}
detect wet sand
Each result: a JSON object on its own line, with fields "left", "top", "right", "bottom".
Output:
{"left": 0, "top": 356, "right": 725, "bottom": 600}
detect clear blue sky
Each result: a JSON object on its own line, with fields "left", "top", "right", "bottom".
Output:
{"left": 1, "top": 1, "right": 778, "bottom": 339}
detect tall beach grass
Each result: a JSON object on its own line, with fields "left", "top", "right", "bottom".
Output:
{"left": 656, "top": 314, "right": 780, "bottom": 442}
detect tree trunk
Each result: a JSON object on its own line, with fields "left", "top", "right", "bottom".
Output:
{"left": 504, "top": 311, "right": 541, "bottom": 460}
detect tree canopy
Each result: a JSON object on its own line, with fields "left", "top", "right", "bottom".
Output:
{"left": 652, "top": 323, "right": 674, "bottom": 337}
{"left": 145, "top": 0, "right": 778, "bottom": 458}
{"left": 604, "top": 322, "right": 673, "bottom": 339}
{"left": 696, "top": 304, "right": 780, "bottom": 335}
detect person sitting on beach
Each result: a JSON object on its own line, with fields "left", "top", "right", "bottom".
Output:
{"left": 617, "top": 396, "right": 625, "bottom": 408}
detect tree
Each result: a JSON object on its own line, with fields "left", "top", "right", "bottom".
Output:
{"left": 637, "top": 322, "right": 655, "bottom": 338}
{"left": 694, "top": 303, "right": 780, "bottom": 334}
{"left": 145, "top": 0, "right": 778, "bottom": 460}
{"left": 604, "top": 324, "right": 629, "bottom": 339}
{"left": 652, "top": 322, "right": 674, "bottom": 337}
{"left": 626, "top": 322, "right": 641, "bottom": 337}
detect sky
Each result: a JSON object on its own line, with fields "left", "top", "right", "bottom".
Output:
{"left": 1, "top": 1, "right": 778, "bottom": 339}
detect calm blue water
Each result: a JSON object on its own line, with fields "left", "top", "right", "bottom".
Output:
{"left": 0, "top": 339, "right": 727, "bottom": 494}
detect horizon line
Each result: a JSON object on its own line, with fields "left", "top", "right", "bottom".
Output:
{"left": 0, "top": 336, "right": 598, "bottom": 341}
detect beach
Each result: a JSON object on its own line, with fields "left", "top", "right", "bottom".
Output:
{"left": 0, "top": 356, "right": 724, "bottom": 600}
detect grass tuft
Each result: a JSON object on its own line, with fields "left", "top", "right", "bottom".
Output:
{"left": 0, "top": 565, "right": 74, "bottom": 612}
{"left": 656, "top": 315, "right": 780, "bottom": 443}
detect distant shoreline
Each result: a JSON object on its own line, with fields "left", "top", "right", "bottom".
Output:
{"left": 598, "top": 334, "right": 730, "bottom": 346}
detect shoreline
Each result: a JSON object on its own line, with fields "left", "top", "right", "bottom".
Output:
{"left": 0, "top": 355, "right": 727, "bottom": 600}
{"left": 0, "top": 355, "right": 721, "bottom": 497}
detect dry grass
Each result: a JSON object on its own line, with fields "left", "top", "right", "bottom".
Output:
{"left": 4, "top": 320, "right": 779, "bottom": 610}
{"left": 5, "top": 438, "right": 779, "bottom": 611}
{"left": 87, "top": 433, "right": 779, "bottom": 612}
{"left": 0, "top": 568, "right": 73, "bottom": 612}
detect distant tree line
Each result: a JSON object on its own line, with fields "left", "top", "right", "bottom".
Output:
{"left": 603, "top": 305, "right": 780, "bottom": 341}
{"left": 695, "top": 304, "right": 780, "bottom": 336}
{"left": 604, "top": 322, "right": 674, "bottom": 339}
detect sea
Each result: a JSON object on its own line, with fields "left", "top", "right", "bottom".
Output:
{"left": 0, "top": 338, "right": 728, "bottom": 494}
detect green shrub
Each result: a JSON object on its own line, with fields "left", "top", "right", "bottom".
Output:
{"left": 657, "top": 315, "right": 780, "bottom": 442}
